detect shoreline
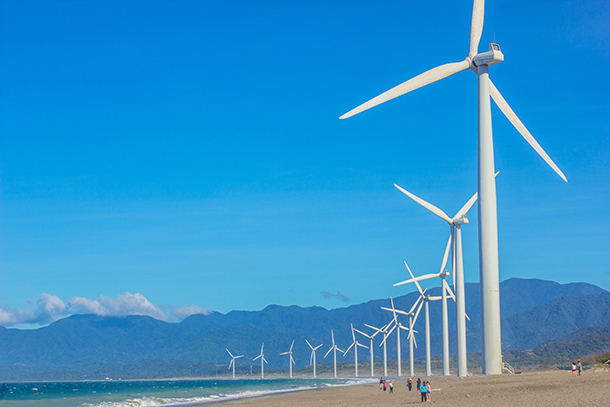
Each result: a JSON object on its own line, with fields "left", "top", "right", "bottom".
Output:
{"left": 193, "top": 368, "right": 610, "bottom": 407}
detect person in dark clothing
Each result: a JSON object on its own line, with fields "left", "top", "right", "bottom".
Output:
{"left": 420, "top": 381, "right": 427, "bottom": 402}
{"left": 416, "top": 378, "right": 421, "bottom": 392}
{"left": 407, "top": 377, "right": 413, "bottom": 391}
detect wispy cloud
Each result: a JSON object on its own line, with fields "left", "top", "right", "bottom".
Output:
{"left": 0, "top": 293, "right": 213, "bottom": 327}
{"left": 321, "top": 291, "right": 350, "bottom": 303}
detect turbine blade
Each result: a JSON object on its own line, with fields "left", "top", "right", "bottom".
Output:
{"left": 429, "top": 295, "right": 442, "bottom": 301}
{"left": 290, "top": 340, "right": 295, "bottom": 352}
{"left": 413, "top": 299, "right": 424, "bottom": 325}
{"left": 336, "top": 347, "right": 345, "bottom": 354}
{"left": 340, "top": 60, "right": 470, "bottom": 119}
{"left": 281, "top": 351, "right": 289, "bottom": 355}
{"left": 394, "top": 273, "right": 440, "bottom": 286}
{"left": 385, "top": 324, "right": 397, "bottom": 338}
{"left": 324, "top": 347, "right": 333, "bottom": 359}
{"left": 310, "top": 352, "right": 314, "bottom": 365}
{"left": 306, "top": 339, "right": 314, "bottom": 350}
{"left": 290, "top": 355, "right": 295, "bottom": 365}
{"left": 314, "top": 344, "right": 323, "bottom": 350}
{"left": 358, "top": 343, "right": 369, "bottom": 349}
{"left": 439, "top": 234, "right": 452, "bottom": 274}
{"left": 353, "top": 328, "right": 371, "bottom": 338}
{"left": 465, "top": 312, "right": 471, "bottom": 321}
{"left": 344, "top": 342, "right": 354, "bottom": 355}
{"left": 444, "top": 279, "right": 456, "bottom": 301}
{"left": 229, "top": 359, "right": 234, "bottom": 369}
{"left": 236, "top": 355, "right": 244, "bottom": 359}
{"left": 263, "top": 357, "right": 268, "bottom": 364}
{"left": 351, "top": 323, "right": 356, "bottom": 342}
{"left": 408, "top": 295, "right": 422, "bottom": 315}
{"left": 253, "top": 355, "right": 261, "bottom": 361}
{"left": 489, "top": 79, "right": 567, "bottom": 182}
{"left": 394, "top": 184, "right": 452, "bottom": 222}
{"left": 331, "top": 329, "right": 335, "bottom": 345}
{"left": 469, "top": 0, "right": 485, "bottom": 58}
{"left": 455, "top": 192, "right": 478, "bottom": 220}
{"left": 404, "top": 261, "right": 425, "bottom": 295}
{"left": 226, "top": 348, "right": 234, "bottom": 358}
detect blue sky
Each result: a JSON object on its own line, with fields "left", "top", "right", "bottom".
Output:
{"left": 1, "top": 0, "right": 609, "bottom": 327}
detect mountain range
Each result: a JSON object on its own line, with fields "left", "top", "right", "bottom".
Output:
{"left": 1, "top": 278, "right": 608, "bottom": 380}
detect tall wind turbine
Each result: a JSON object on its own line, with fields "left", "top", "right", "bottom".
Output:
{"left": 381, "top": 297, "right": 420, "bottom": 377}
{"left": 340, "top": 0, "right": 567, "bottom": 374}
{"left": 280, "top": 340, "right": 296, "bottom": 378}
{"left": 395, "top": 236, "right": 454, "bottom": 375}
{"left": 253, "top": 343, "right": 268, "bottom": 379}
{"left": 323, "top": 329, "right": 344, "bottom": 377}
{"left": 226, "top": 348, "right": 244, "bottom": 379}
{"left": 343, "top": 323, "right": 368, "bottom": 377}
{"left": 394, "top": 180, "right": 491, "bottom": 377}
{"left": 305, "top": 339, "right": 323, "bottom": 378}
{"left": 353, "top": 325, "right": 381, "bottom": 377}
{"left": 365, "top": 322, "right": 391, "bottom": 377}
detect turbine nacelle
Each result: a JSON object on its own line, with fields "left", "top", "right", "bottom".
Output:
{"left": 453, "top": 214, "right": 469, "bottom": 226}
{"left": 472, "top": 43, "right": 504, "bottom": 68}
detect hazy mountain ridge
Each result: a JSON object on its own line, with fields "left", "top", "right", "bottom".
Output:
{"left": 0, "top": 278, "right": 607, "bottom": 380}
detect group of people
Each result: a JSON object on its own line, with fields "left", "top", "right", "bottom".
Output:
{"left": 378, "top": 377, "right": 432, "bottom": 402}
{"left": 571, "top": 360, "right": 583, "bottom": 376}
{"left": 378, "top": 378, "right": 394, "bottom": 393}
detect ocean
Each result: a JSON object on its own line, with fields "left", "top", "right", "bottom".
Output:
{"left": 0, "top": 377, "right": 373, "bottom": 407}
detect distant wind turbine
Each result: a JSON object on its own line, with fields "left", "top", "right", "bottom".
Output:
{"left": 395, "top": 236, "right": 455, "bottom": 375}
{"left": 353, "top": 325, "right": 381, "bottom": 377}
{"left": 323, "top": 329, "right": 344, "bottom": 377}
{"left": 280, "top": 340, "right": 296, "bottom": 378}
{"left": 253, "top": 343, "right": 268, "bottom": 379}
{"left": 340, "top": 0, "right": 567, "bottom": 375}
{"left": 226, "top": 348, "right": 244, "bottom": 379}
{"left": 381, "top": 297, "right": 420, "bottom": 377}
{"left": 365, "top": 322, "right": 391, "bottom": 377}
{"left": 343, "top": 323, "right": 368, "bottom": 377}
{"left": 305, "top": 339, "right": 323, "bottom": 378}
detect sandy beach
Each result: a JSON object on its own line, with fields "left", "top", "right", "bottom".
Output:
{"left": 200, "top": 368, "right": 610, "bottom": 407}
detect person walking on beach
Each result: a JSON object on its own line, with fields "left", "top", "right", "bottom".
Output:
{"left": 379, "top": 377, "right": 383, "bottom": 391}
{"left": 383, "top": 380, "right": 387, "bottom": 392}
{"left": 407, "top": 377, "right": 413, "bottom": 391}
{"left": 426, "top": 381, "right": 431, "bottom": 403}
{"left": 389, "top": 381, "right": 394, "bottom": 394}
{"left": 420, "top": 381, "right": 427, "bottom": 402}
{"left": 571, "top": 362, "right": 577, "bottom": 376}
{"left": 577, "top": 360, "right": 583, "bottom": 376}
{"left": 416, "top": 378, "right": 421, "bottom": 392}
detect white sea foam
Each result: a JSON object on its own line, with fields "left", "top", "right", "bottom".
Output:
{"left": 82, "top": 378, "right": 374, "bottom": 407}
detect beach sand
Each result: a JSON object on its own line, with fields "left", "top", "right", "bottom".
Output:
{"left": 201, "top": 368, "right": 610, "bottom": 406}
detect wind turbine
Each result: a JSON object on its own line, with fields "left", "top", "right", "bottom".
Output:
{"left": 353, "top": 325, "right": 381, "bottom": 377}
{"left": 340, "top": 0, "right": 567, "bottom": 375}
{"left": 365, "top": 322, "right": 391, "bottom": 377}
{"left": 280, "top": 340, "right": 296, "bottom": 378}
{"left": 343, "top": 323, "right": 368, "bottom": 377}
{"left": 395, "top": 236, "right": 454, "bottom": 375}
{"left": 305, "top": 339, "right": 323, "bottom": 378}
{"left": 323, "top": 329, "right": 344, "bottom": 377}
{"left": 394, "top": 178, "right": 493, "bottom": 377}
{"left": 253, "top": 343, "right": 268, "bottom": 379}
{"left": 380, "top": 297, "right": 421, "bottom": 377}
{"left": 226, "top": 348, "right": 244, "bottom": 379}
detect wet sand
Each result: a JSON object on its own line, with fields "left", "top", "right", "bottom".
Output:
{"left": 200, "top": 368, "right": 610, "bottom": 407}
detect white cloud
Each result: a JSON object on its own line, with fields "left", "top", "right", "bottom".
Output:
{"left": 170, "top": 304, "right": 213, "bottom": 320}
{"left": 0, "top": 293, "right": 68, "bottom": 326}
{"left": 1, "top": 293, "right": 213, "bottom": 327}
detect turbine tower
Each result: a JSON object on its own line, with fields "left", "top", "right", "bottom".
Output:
{"left": 323, "top": 329, "right": 344, "bottom": 377}
{"left": 253, "top": 343, "right": 268, "bottom": 379}
{"left": 395, "top": 236, "right": 455, "bottom": 375}
{"left": 395, "top": 174, "right": 497, "bottom": 376}
{"left": 343, "top": 323, "right": 368, "bottom": 377}
{"left": 340, "top": 0, "right": 567, "bottom": 374}
{"left": 226, "top": 348, "right": 244, "bottom": 379}
{"left": 280, "top": 340, "right": 296, "bottom": 378}
{"left": 305, "top": 339, "right": 323, "bottom": 378}
{"left": 353, "top": 325, "right": 381, "bottom": 377}
{"left": 365, "top": 322, "right": 391, "bottom": 377}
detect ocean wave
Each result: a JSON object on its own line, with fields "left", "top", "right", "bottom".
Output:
{"left": 82, "top": 378, "right": 375, "bottom": 407}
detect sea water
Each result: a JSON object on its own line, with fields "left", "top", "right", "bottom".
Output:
{"left": 0, "top": 377, "right": 372, "bottom": 407}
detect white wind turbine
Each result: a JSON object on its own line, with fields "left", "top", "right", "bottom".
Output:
{"left": 305, "top": 339, "right": 323, "bottom": 378}
{"left": 340, "top": 0, "right": 567, "bottom": 374}
{"left": 394, "top": 179, "right": 492, "bottom": 377}
{"left": 323, "top": 329, "right": 344, "bottom": 377}
{"left": 380, "top": 297, "right": 421, "bottom": 377}
{"left": 343, "top": 323, "right": 368, "bottom": 377}
{"left": 364, "top": 322, "right": 391, "bottom": 377}
{"left": 226, "top": 348, "right": 244, "bottom": 379}
{"left": 253, "top": 343, "right": 268, "bottom": 379}
{"left": 280, "top": 340, "right": 296, "bottom": 378}
{"left": 353, "top": 325, "right": 381, "bottom": 377}
{"left": 395, "top": 236, "right": 455, "bottom": 375}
